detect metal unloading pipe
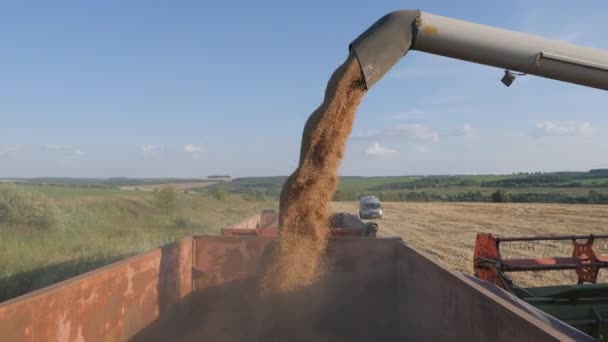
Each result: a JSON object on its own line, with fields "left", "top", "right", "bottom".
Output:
{"left": 350, "top": 10, "right": 608, "bottom": 90}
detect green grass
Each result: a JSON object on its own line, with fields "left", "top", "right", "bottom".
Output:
{"left": 460, "top": 174, "right": 527, "bottom": 182}
{"left": 0, "top": 185, "right": 277, "bottom": 302}
{"left": 197, "top": 173, "right": 608, "bottom": 203}
{"left": 200, "top": 176, "right": 423, "bottom": 197}
{"left": 20, "top": 183, "right": 130, "bottom": 198}
{"left": 198, "top": 176, "right": 286, "bottom": 197}
{"left": 20, "top": 177, "right": 206, "bottom": 187}
{"left": 377, "top": 186, "right": 595, "bottom": 197}
{"left": 577, "top": 178, "right": 608, "bottom": 185}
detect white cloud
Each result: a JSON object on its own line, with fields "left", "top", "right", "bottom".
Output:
{"left": 141, "top": 144, "right": 159, "bottom": 153}
{"left": 365, "top": 142, "right": 397, "bottom": 156}
{"left": 390, "top": 109, "right": 425, "bottom": 120}
{"left": 43, "top": 144, "right": 84, "bottom": 156}
{"left": 140, "top": 144, "right": 206, "bottom": 158}
{"left": 44, "top": 144, "right": 62, "bottom": 150}
{"left": 396, "top": 125, "right": 439, "bottom": 142}
{"left": 182, "top": 144, "right": 206, "bottom": 158}
{"left": 448, "top": 124, "right": 478, "bottom": 138}
{"left": 0, "top": 146, "right": 18, "bottom": 156}
{"left": 533, "top": 121, "right": 592, "bottom": 137}
{"left": 414, "top": 145, "right": 426, "bottom": 153}
{"left": 355, "top": 124, "right": 440, "bottom": 143}
{"left": 389, "top": 107, "right": 475, "bottom": 120}
{"left": 183, "top": 144, "right": 205, "bottom": 153}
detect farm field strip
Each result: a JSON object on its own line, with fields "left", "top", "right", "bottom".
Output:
{"left": 332, "top": 201, "right": 608, "bottom": 286}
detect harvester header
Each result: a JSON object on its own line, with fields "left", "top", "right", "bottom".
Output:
{"left": 475, "top": 233, "right": 608, "bottom": 290}
{"left": 474, "top": 233, "right": 608, "bottom": 339}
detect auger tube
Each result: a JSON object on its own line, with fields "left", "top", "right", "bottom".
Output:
{"left": 350, "top": 10, "right": 608, "bottom": 90}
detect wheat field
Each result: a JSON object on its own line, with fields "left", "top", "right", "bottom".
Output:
{"left": 332, "top": 202, "right": 608, "bottom": 287}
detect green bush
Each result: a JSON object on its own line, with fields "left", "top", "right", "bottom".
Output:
{"left": 0, "top": 185, "right": 62, "bottom": 230}
{"left": 333, "top": 189, "right": 358, "bottom": 201}
{"left": 174, "top": 216, "right": 192, "bottom": 229}
{"left": 211, "top": 188, "right": 228, "bottom": 201}
{"left": 587, "top": 190, "right": 608, "bottom": 204}
{"left": 491, "top": 189, "right": 511, "bottom": 203}
{"left": 243, "top": 190, "right": 265, "bottom": 202}
{"left": 153, "top": 186, "right": 179, "bottom": 216}
{"left": 378, "top": 192, "right": 400, "bottom": 202}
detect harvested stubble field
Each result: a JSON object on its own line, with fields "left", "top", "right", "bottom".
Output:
{"left": 332, "top": 201, "right": 608, "bottom": 287}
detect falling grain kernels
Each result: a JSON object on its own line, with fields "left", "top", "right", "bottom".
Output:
{"left": 261, "top": 53, "right": 367, "bottom": 293}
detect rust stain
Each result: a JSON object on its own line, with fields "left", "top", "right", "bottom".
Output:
{"left": 138, "top": 283, "right": 156, "bottom": 309}
{"left": 80, "top": 289, "right": 99, "bottom": 306}
{"left": 422, "top": 25, "right": 439, "bottom": 35}
{"left": 124, "top": 265, "right": 136, "bottom": 296}
{"left": 56, "top": 312, "right": 71, "bottom": 341}
{"left": 75, "top": 326, "right": 85, "bottom": 342}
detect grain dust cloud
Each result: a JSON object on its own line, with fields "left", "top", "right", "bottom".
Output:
{"left": 261, "top": 52, "right": 367, "bottom": 293}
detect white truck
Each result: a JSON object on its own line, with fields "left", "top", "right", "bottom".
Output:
{"left": 359, "top": 195, "right": 383, "bottom": 220}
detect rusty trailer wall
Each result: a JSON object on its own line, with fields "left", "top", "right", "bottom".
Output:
{"left": 0, "top": 236, "right": 594, "bottom": 341}
{"left": 0, "top": 238, "right": 193, "bottom": 342}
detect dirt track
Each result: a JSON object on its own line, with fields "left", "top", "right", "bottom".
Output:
{"left": 332, "top": 202, "right": 608, "bottom": 286}
{"left": 119, "top": 181, "right": 217, "bottom": 192}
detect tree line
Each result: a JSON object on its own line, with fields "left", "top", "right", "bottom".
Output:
{"left": 333, "top": 189, "right": 608, "bottom": 204}
{"left": 371, "top": 176, "right": 608, "bottom": 191}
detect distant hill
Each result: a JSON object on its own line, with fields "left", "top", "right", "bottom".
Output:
{"left": 208, "top": 175, "right": 231, "bottom": 180}
{"left": 195, "top": 170, "right": 608, "bottom": 204}
{"left": 2, "top": 170, "right": 607, "bottom": 204}
{"left": 3, "top": 177, "right": 208, "bottom": 188}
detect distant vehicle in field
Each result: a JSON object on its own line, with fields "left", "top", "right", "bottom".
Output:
{"left": 359, "top": 195, "right": 383, "bottom": 219}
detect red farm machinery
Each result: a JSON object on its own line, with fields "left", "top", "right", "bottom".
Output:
{"left": 475, "top": 233, "right": 608, "bottom": 340}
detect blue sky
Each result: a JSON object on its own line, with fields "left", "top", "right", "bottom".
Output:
{"left": 1, "top": 1, "right": 606, "bottom": 178}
